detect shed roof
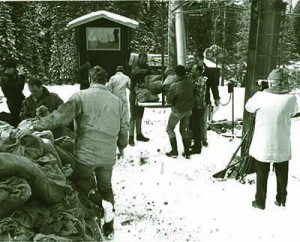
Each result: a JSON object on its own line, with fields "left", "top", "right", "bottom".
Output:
{"left": 67, "top": 10, "right": 139, "bottom": 29}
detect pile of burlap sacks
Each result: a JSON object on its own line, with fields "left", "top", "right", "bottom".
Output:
{"left": 0, "top": 121, "right": 103, "bottom": 242}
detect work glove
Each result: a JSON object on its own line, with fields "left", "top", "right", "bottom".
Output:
{"left": 14, "top": 126, "right": 33, "bottom": 139}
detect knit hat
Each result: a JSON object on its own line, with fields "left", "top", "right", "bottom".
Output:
{"left": 266, "top": 68, "right": 289, "bottom": 93}
{"left": 268, "top": 69, "right": 286, "bottom": 82}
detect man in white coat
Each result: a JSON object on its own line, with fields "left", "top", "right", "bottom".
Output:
{"left": 106, "top": 65, "right": 130, "bottom": 112}
{"left": 245, "top": 68, "right": 298, "bottom": 210}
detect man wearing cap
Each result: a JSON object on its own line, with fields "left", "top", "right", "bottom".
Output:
{"left": 15, "top": 66, "right": 129, "bottom": 239}
{"left": 107, "top": 65, "right": 130, "bottom": 108}
{"left": 245, "top": 68, "right": 298, "bottom": 210}
{"left": 0, "top": 60, "right": 25, "bottom": 127}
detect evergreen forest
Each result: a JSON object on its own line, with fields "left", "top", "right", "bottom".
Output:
{"left": 0, "top": 0, "right": 299, "bottom": 84}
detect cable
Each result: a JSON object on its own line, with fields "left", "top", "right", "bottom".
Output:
{"left": 219, "top": 93, "right": 232, "bottom": 106}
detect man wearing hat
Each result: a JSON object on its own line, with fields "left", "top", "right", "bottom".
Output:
{"left": 245, "top": 68, "right": 298, "bottom": 210}
{"left": 0, "top": 60, "right": 25, "bottom": 127}
{"left": 107, "top": 65, "right": 130, "bottom": 108}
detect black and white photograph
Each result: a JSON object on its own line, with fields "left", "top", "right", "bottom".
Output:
{"left": 86, "top": 27, "right": 120, "bottom": 50}
{"left": 0, "top": 0, "right": 300, "bottom": 242}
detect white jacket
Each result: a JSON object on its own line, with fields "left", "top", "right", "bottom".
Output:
{"left": 107, "top": 72, "right": 130, "bottom": 103}
{"left": 245, "top": 91, "right": 298, "bottom": 162}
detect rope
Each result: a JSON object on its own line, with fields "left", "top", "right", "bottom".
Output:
{"left": 219, "top": 93, "right": 232, "bottom": 106}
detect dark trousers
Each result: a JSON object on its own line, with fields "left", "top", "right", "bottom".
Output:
{"left": 254, "top": 159, "right": 289, "bottom": 206}
{"left": 72, "top": 162, "right": 115, "bottom": 206}
{"left": 6, "top": 99, "right": 23, "bottom": 127}
{"left": 129, "top": 92, "right": 145, "bottom": 136}
{"left": 190, "top": 108, "right": 205, "bottom": 151}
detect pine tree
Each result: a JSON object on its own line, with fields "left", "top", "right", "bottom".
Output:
{"left": 293, "top": 1, "right": 300, "bottom": 55}
{"left": 48, "top": 2, "right": 78, "bottom": 84}
{"left": 10, "top": 2, "right": 45, "bottom": 76}
{"left": 0, "top": 2, "right": 18, "bottom": 61}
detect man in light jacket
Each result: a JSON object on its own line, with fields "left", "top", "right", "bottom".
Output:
{"left": 245, "top": 68, "right": 298, "bottom": 210}
{"left": 166, "top": 65, "right": 194, "bottom": 159}
{"left": 16, "top": 66, "right": 129, "bottom": 239}
{"left": 107, "top": 65, "right": 130, "bottom": 114}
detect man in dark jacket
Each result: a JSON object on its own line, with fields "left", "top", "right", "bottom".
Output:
{"left": 0, "top": 60, "right": 25, "bottom": 127}
{"left": 129, "top": 51, "right": 151, "bottom": 146}
{"left": 166, "top": 65, "right": 194, "bottom": 159}
{"left": 19, "top": 77, "right": 64, "bottom": 137}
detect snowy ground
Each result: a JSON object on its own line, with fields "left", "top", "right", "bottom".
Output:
{"left": 1, "top": 84, "right": 300, "bottom": 242}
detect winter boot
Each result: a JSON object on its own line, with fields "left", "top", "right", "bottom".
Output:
{"left": 166, "top": 137, "right": 178, "bottom": 158}
{"left": 190, "top": 147, "right": 201, "bottom": 155}
{"left": 129, "top": 136, "right": 135, "bottom": 146}
{"left": 136, "top": 133, "right": 150, "bottom": 142}
{"left": 182, "top": 138, "right": 191, "bottom": 159}
{"left": 274, "top": 200, "right": 286, "bottom": 207}
{"left": 252, "top": 200, "right": 265, "bottom": 210}
{"left": 190, "top": 142, "right": 202, "bottom": 155}
{"left": 202, "top": 140, "right": 209, "bottom": 147}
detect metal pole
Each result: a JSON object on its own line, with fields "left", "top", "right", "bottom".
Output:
{"left": 175, "top": 9, "right": 187, "bottom": 66}
{"left": 221, "top": 5, "right": 226, "bottom": 86}
{"left": 161, "top": 7, "right": 165, "bottom": 105}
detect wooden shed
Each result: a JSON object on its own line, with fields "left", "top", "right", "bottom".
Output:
{"left": 67, "top": 10, "right": 139, "bottom": 77}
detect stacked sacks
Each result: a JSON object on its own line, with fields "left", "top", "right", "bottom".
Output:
{"left": 0, "top": 176, "right": 32, "bottom": 219}
{"left": 0, "top": 134, "right": 44, "bottom": 160}
{"left": 0, "top": 123, "right": 103, "bottom": 241}
{"left": 145, "top": 75, "right": 163, "bottom": 94}
{"left": 135, "top": 74, "right": 162, "bottom": 103}
{"left": 0, "top": 153, "right": 71, "bottom": 205}
{"left": 0, "top": 121, "right": 14, "bottom": 139}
